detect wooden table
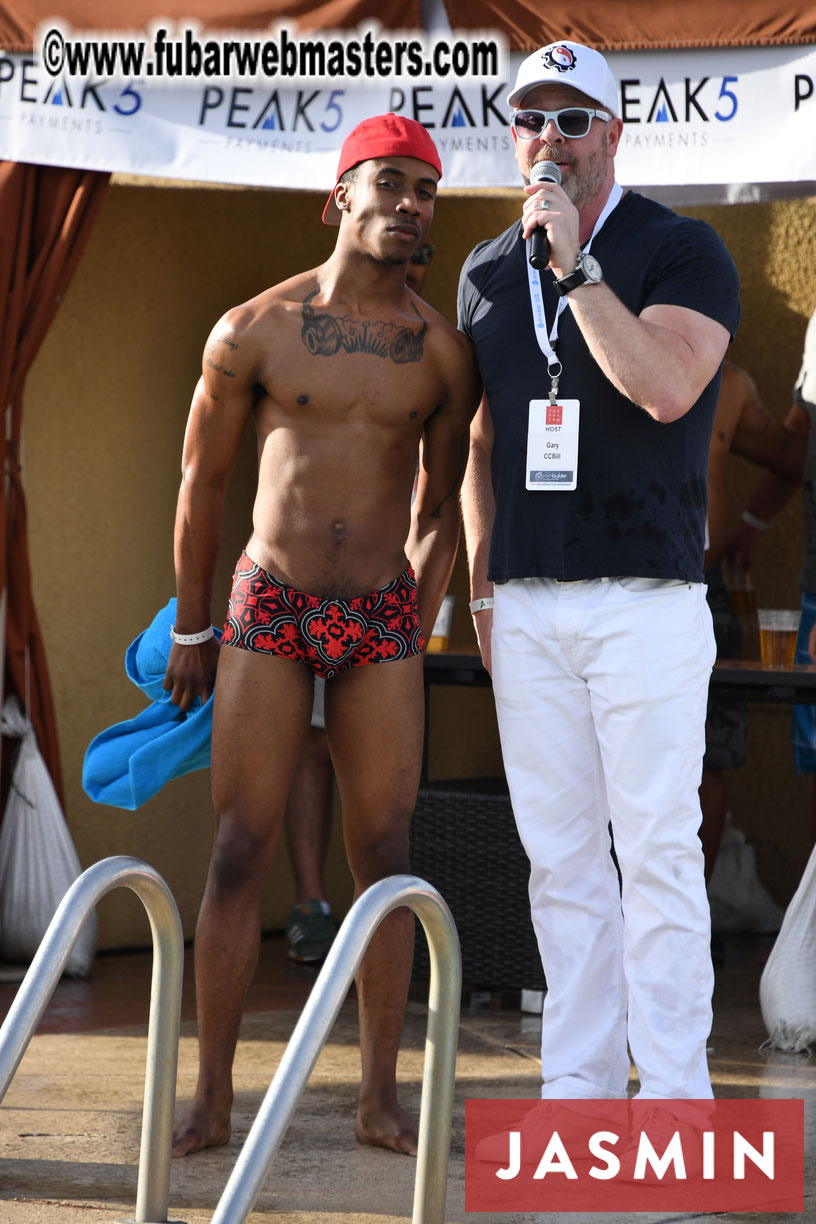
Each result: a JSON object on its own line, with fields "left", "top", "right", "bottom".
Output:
{"left": 422, "top": 651, "right": 816, "bottom": 775}
{"left": 425, "top": 650, "right": 816, "bottom": 703}
{"left": 708, "top": 659, "right": 816, "bottom": 704}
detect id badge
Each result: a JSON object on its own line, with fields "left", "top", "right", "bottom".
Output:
{"left": 526, "top": 399, "right": 580, "bottom": 491}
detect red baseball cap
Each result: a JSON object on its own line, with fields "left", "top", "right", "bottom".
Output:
{"left": 322, "top": 113, "right": 442, "bottom": 225}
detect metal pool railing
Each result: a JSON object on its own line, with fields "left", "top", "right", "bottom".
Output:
{"left": 0, "top": 866, "right": 461, "bottom": 1224}
{"left": 0, "top": 856, "right": 184, "bottom": 1224}
{"left": 211, "top": 874, "right": 462, "bottom": 1224}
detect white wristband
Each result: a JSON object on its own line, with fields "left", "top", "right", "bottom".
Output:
{"left": 741, "top": 510, "right": 771, "bottom": 532}
{"left": 170, "top": 625, "right": 214, "bottom": 646}
{"left": 469, "top": 597, "right": 494, "bottom": 614}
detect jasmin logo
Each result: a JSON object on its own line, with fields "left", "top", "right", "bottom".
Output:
{"left": 496, "top": 1124, "right": 772, "bottom": 1180}
{"left": 543, "top": 45, "right": 577, "bottom": 74}
{"left": 465, "top": 1098, "right": 804, "bottom": 1212}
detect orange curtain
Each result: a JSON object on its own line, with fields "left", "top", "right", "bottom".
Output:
{"left": 440, "top": 0, "right": 816, "bottom": 50}
{"left": 0, "top": 162, "right": 108, "bottom": 805}
{"left": 0, "top": 1, "right": 422, "bottom": 50}
{"left": 3, "top": 0, "right": 814, "bottom": 51}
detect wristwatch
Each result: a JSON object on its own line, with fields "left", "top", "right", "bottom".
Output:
{"left": 554, "top": 251, "right": 603, "bottom": 296}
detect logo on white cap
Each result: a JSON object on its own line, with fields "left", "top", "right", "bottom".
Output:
{"left": 506, "top": 40, "right": 618, "bottom": 115}
{"left": 542, "top": 45, "right": 578, "bottom": 74}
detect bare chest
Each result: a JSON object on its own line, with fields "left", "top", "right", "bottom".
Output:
{"left": 256, "top": 294, "right": 444, "bottom": 428}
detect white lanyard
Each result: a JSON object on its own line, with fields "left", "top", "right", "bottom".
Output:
{"left": 526, "top": 181, "right": 623, "bottom": 401}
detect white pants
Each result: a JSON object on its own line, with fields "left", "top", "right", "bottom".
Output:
{"left": 492, "top": 577, "right": 716, "bottom": 1100}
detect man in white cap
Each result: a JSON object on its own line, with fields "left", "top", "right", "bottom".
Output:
{"left": 459, "top": 41, "right": 740, "bottom": 1136}
{"left": 165, "top": 113, "right": 478, "bottom": 1157}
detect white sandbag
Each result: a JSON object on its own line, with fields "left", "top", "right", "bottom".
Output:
{"left": 707, "top": 814, "right": 784, "bottom": 934}
{"left": 0, "top": 696, "right": 96, "bottom": 977}
{"left": 759, "top": 841, "right": 816, "bottom": 1053}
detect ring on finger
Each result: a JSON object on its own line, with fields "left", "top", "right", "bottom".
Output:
{"left": 537, "top": 199, "right": 549, "bottom": 212}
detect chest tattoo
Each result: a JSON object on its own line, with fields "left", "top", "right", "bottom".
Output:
{"left": 300, "top": 290, "right": 427, "bottom": 363}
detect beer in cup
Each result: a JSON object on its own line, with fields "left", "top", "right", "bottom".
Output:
{"left": 757, "top": 608, "right": 800, "bottom": 669}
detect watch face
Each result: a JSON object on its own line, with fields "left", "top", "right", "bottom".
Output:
{"left": 582, "top": 254, "right": 602, "bottom": 282}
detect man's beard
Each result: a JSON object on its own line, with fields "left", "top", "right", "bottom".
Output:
{"left": 532, "top": 129, "right": 609, "bottom": 210}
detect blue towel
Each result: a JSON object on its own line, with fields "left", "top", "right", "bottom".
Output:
{"left": 83, "top": 599, "right": 220, "bottom": 810}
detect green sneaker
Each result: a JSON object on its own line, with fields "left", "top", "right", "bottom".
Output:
{"left": 285, "top": 900, "right": 337, "bottom": 963}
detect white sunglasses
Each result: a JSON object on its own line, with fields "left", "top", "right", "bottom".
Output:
{"left": 512, "top": 107, "right": 612, "bottom": 140}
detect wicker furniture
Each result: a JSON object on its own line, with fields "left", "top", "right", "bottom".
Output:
{"left": 410, "top": 778, "right": 545, "bottom": 991}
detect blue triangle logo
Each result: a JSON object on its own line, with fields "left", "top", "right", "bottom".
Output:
{"left": 656, "top": 103, "right": 669, "bottom": 123}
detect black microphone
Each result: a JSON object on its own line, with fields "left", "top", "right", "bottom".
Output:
{"left": 529, "top": 160, "right": 563, "bottom": 270}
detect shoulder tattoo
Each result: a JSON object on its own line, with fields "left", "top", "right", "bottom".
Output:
{"left": 205, "top": 356, "right": 236, "bottom": 378}
{"left": 205, "top": 332, "right": 239, "bottom": 380}
{"left": 300, "top": 290, "right": 427, "bottom": 363}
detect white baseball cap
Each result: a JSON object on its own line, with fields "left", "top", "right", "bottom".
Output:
{"left": 507, "top": 41, "right": 618, "bottom": 115}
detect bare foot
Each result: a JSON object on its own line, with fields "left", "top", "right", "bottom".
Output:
{"left": 355, "top": 1102, "right": 418, "bottom": 1156}
{"left": 172, "top": 1103, "right": 231, "bottom": 1158}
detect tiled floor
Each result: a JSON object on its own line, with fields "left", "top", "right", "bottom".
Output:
{"left": 0, "top": 932, "right": 327, "bottom": 1035}
{"left": 1, "top": 931, "right": 814, "bottom": 1222}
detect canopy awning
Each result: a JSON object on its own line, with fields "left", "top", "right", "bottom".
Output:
{"left": 443, "top": 1, "right": 816, "bottom": 51}
{"left": 2, "top": 1, "right": 815, "bottom": 51}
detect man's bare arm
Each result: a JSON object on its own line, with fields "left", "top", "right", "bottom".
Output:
{"left": 729, "top": 376, "right": 807, "bottom": 480}
{"left": 163, "top": 312, "right": 257, "bottom": 711}
{"left": 726, "top": 400, "right": 811, "bottom": 568}
{"left": 406, "top": 332, "right": 480, "bottom": 637}
{"left": 707, "top": 365, "right": 806, "bottom": 568}
{"left": 460, "top": 393, "right": 495, "bottom": 673}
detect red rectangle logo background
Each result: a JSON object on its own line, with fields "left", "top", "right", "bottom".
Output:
{"left": 465, "top": 1098, "right": 804, "bottom": 1212}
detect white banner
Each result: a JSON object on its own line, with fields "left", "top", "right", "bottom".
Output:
{"left": 1, "top": 38, "right": 814, "bottom": 198}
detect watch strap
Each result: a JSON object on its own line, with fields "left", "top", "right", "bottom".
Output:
{"left": 554, "top": 253, "right": 602, "bottom": 297}
{"left": 554, "top": 267, "right": 586, "bottom": 296}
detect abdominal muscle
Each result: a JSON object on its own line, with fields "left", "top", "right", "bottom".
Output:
{"left": 245, "top": 428, "right": 419, "bottom": 601}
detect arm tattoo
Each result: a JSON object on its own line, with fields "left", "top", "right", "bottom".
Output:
{"left": 215, "top": 334, "right": 239, "bottom": 351}
{"left": 300, "top": 291, "right": 427, "bottom": 363}
{"left": 203, "top": 333, "right": 238, "bottom": 399}
{"left": 205, "top": 357, "right": 236, "bottom": 378}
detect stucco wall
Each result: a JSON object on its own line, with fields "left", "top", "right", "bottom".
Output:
{"left": 20, "top": 180, "right": 816, "bottom": 948}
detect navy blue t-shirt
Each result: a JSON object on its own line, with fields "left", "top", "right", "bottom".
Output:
{"left": 458, "top": 190, "right": 741, "bottom": 583}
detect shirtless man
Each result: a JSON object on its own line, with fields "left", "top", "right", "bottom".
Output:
{"left": 163, "top": 113, "right": 479, "bottom": 1157}
{"left": 700, "top": 361, "right": 805, "bottom": 877}
{"left": 706, "top": 363, "right": 803, "bottom": 574}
